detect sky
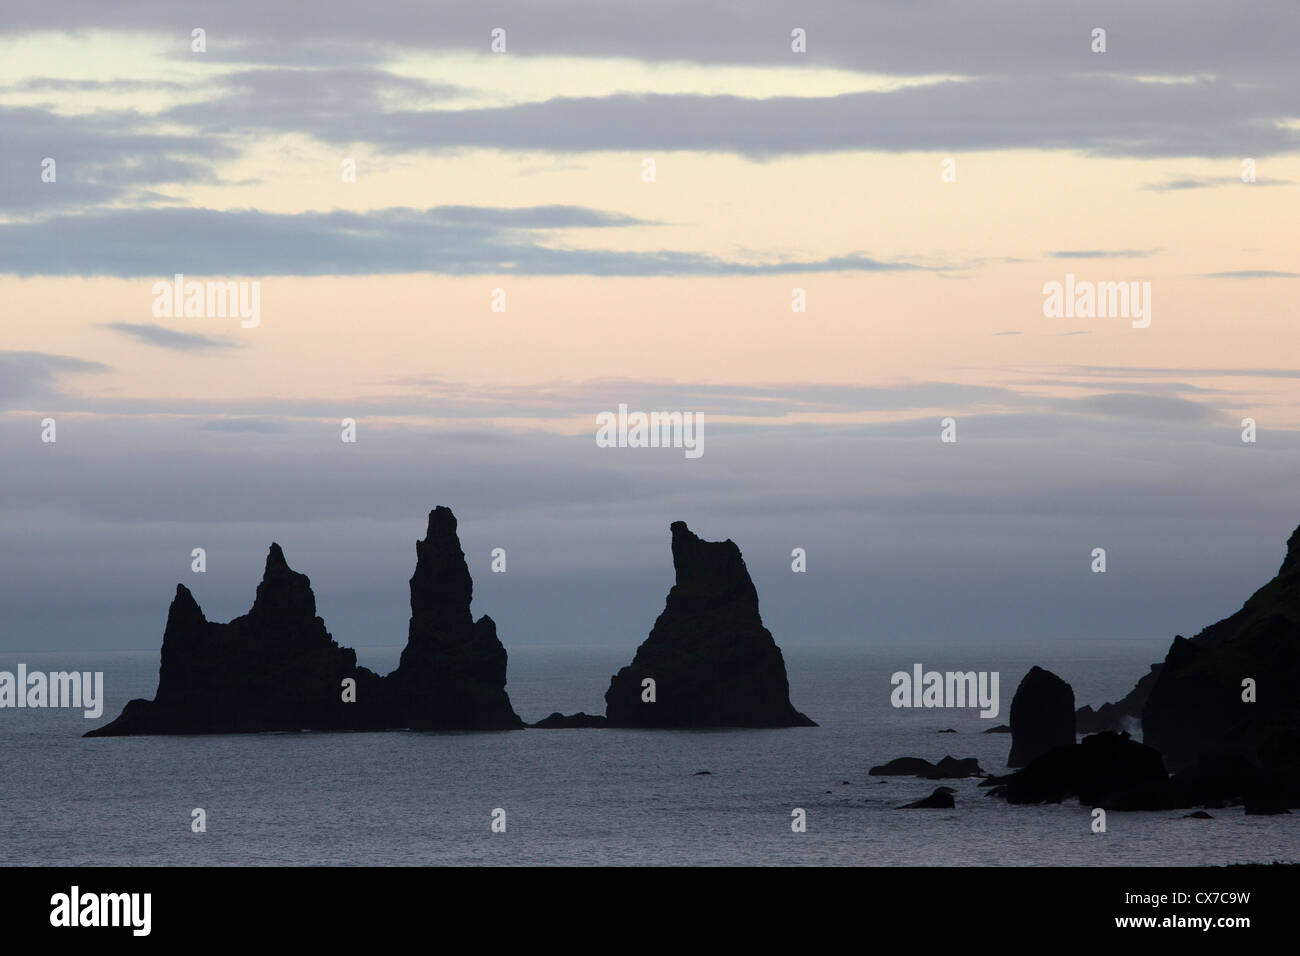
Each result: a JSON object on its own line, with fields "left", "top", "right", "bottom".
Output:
{"left": 2, "top": 1, "right": 1299, "bottom": 662}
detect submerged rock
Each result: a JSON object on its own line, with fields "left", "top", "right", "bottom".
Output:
{"left": 869, "top": 756, "right": 985, "bottom": 778}
{"left": 604, "top": 521, "right": 815, "bottom": 728}
{"left": 870, "top": 757, "right": 936, "bottom": 776}
{"left": 898, "top": 787, "right": 956, "bottom": 809}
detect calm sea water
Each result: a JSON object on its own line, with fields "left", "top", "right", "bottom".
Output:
{"left": 2, "top": 639, "right": 1296, "bottom": 866}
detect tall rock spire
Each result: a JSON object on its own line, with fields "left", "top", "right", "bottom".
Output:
{"left": 604, "top": 521, "right": 815, "bottom": 727}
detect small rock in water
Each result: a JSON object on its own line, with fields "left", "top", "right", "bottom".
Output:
{"left": 897, "top": 787, "right": 956, "bottom": 809}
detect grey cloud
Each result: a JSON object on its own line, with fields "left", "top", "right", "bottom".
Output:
{"left": 2, "top": 410, "right": 1297, "bottom": 653}
{"left": 0, "top": 351, "right": 109, "bottom": 405}
{"left": 0, "top": 205, "right": 938, "bottom": 277}
{"left": 1049, "top": 391, "right": 1217, "bottom": 423}
{"left": 0, "top": 106, "right": 234, "bottom": 212}
{"left": 161, "top": 77, "right": 1300, "bottom": 158}
{"left": 1065, "top": 365, "right": 1300, "bottom": 380}
{"left": 1199, "top": 270, "right": 1300, "bottom": 278}
{"left": 1047, "top": 249, "right": 1159, "bottom": 259}
{"left": 4, "top": 1, "right": 1298, "bottom": 79}
{"left": 101, "top": 322, "right": 241, "bottom": 352}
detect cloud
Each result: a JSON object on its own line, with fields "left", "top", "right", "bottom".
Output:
{"left": 101, "top": 322, "right": 241, "bottom": 352}
{"left": 1142, "top": 177, "right": 1216, "bottom": 191}
{"left": 0, "top": 106, "right": 234, "bottom": 213}
{"left": 1048, "top": 391, "right": 1216, "bottom": 422}
{"left": 1198, "top": 270, "right": 1300, "bottom": 278}
{"left": 1065, "top": 365, "right": 1300, "bottom": 380}
{"left": 0, "top": 351, "right": 109, "bottom": 405}
{"left": 160, "top": 77, "right": 1300, "bottom": 158}
{"left": 1047, "top": 249, "right": 1159, "bottom": 259}
{"left": 0, "top": 205, "right": 940, "bottom": 277}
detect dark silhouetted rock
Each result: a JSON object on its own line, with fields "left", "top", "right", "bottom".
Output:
{"left": 87, "top": 545, "right": 387, "bottom": 736}
{"left": 898, "top": 787, "right": 955, "bottom": 809}
{"left": 938, "top": 728, "right": 957, "bottom": 733}
{"left": 870, "top": 755, "right": 985, "bottom": 778}
{"left": 530, "top": 711, "right": 608, "bottom": 728}
{"left": 1008, "top": 666, "right": 1076, "bottom": 767}
{"left": 1183, "top": 810, "right": 1214, "bottom": 819}
{"left": 983, "top": 724, "right": 1011, "bottom": 734}
{"left": 1081, "top": 522, "right": 1300, "bottom": 786}
{"left": 603, "top": 521, "right": 815, "bottom": 728}
{"left": 924, "top": 756, "right": 985, "bottom": 779}
{"left": 870, "top": 757, "right": 936, "bottom": 776}
{"left": 88, "top": 507, "right": 523, "bottom": 736}
{"left": 387, "top": 507, "right": 523, "bottom": 730}
{"left": 1169, "top": 755, "right": 1264, "bottom": 809}
{"left": 1002, "top": 731, "right": 1171, "bottom": 810}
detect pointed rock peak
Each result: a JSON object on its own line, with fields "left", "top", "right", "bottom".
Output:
{"left": 170, "top": 583, "right": 204, "bottom": 616}
{"left": 165, "top": 582, "right": 207, "bottom": 634}
{"left": 1280, "top": 522, "right": 1300, "bottom": 576}
{"left": 265, "top": 542, "right": 288, "bottom": 576}
{"left": 250, "top": 541, "right": 317, "bottom": 626}
{"left": 668, "top": 521, "right": 750, "bottom": 598}
{"left": 426, "top": 506, "right": 458, "bottom": 539}
{"left": 406, "top": 505, "right": 474, "bottom": 647}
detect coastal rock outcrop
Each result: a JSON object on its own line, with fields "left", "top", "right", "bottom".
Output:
{"left": 1075, "top": 521, "right": 1300, "bottom": 805}
{"left": 1002, "top": 731, "right": 1171, "bottom": 810}
{"left": 87, "top": 507, "right": 522, "bottom": 736}
{"left": 387, "top": 507, "right": 523, "bottom": 730}
{"left": 87, "top": 544, "right": 387, "bottom": 735}
{"left": 1008, "top": 666, "right": 1076, "bottom": 767}
{"left": 603, "top": 521, "right": 815, "bottom": 728}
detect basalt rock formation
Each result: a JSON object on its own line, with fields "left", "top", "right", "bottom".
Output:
{"left": 87, "top": 506, "right": 522, "bottom": 736}
{"left": 86, "top": 544, "right": 388, "bottom": 736}
{"left": 1007, "top": 666, "right": 1076, "bottom": 767}
{"left": 1074, "top": 521, "right": 1300, "bottom": 802}
{"left": 1001, "top": 731, "right": 1172, "bottom": 810}
{"left": 386, "top": 507, "right": 523, "bottom": 730}
{"left": 603, "top": 521, "right": 815, "bottom": 728}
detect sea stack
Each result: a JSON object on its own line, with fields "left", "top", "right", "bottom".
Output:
{"left": 604, "top": 521, "right": 815, "bottom": 728}
{"left": 87, "top": 507, "right": 523, "bottom": 736}
{"left": 387, "top": 506, "right": 523, "bottom": 730}
{"left": 87, "top": 544, "right": 386, "bottom": 736}
{"left": 1007, "top": 666, "right": 1076, "bottom": 767}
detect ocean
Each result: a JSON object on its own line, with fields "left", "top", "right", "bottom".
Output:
{"left": 2, "top": 638, "right": 1296, "bottom": 866}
